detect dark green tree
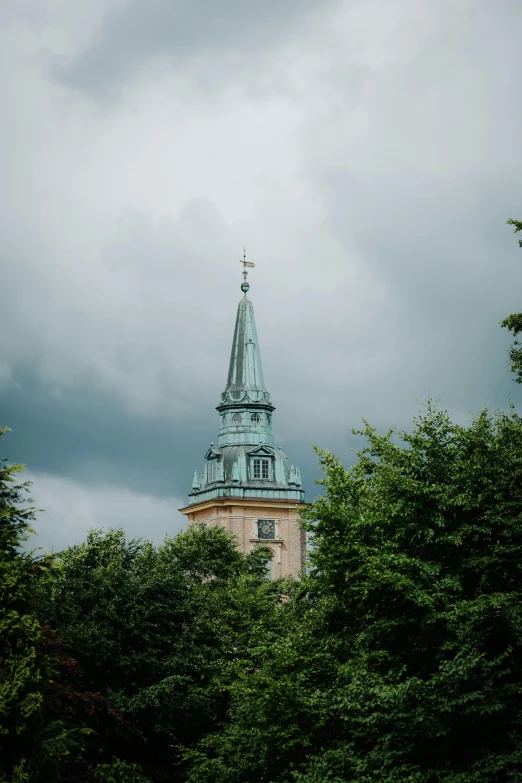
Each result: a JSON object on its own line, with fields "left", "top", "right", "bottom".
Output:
{"left": 188, "top": 403, "right": 522, "bottom": 783}
{"left": 0, "top": 427, "right": 104, "bottom": 782}
{"left": 37, "top": 523, "right": 280, "bottom": 782}
{"left": 499, "top": 218, "right": 522, "bottom": 382}
{"left": 0, "top": 426, "right": 50, "bottom": 782}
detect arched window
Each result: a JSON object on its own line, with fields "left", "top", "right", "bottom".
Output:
{"left": 260, "top": 552, "right": 274, "bottom": 579}
{"left": 232, "top": 413, "right": 242, "bottom": 425}
{"left": 250, "top": 413, "right": 261, "bottom": 424}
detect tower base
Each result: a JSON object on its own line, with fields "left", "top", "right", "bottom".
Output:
{"left": 179, "top": 498, "right": 307, "bottom": 579}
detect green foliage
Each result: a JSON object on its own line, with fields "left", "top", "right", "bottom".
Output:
{"left": 187, "top": 403, "right": 522, "bottom": 783}
{"left": 0, "top": 426, "right": 50, "bottom": 782}
{"left": 507, "top": 217, "right": 522, "bottom": 247}
{"left": 37, "top": 523, "right": 283, "bottom": 782}
{"left": 10, "top": 398, "right": 522, "bottom": 781}
{"left": 499, "top": 218, "right": 522, "bottom": 382}
{"left": 93, "top": 758, "right": 151, "bottom": 782}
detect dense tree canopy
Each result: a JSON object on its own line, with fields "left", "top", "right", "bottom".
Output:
{"left": 186, "top": 403, "right": 522, "bottom": 783}
{"left": 36, "top": 524, "right": 281, "bottom": 782}
{"left": 0, "top": 426, "right": 50, "bottom": 782}
{"left": 29, "top": 400, "right": 522, "bottom": 782}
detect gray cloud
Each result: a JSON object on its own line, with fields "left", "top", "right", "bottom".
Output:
{"left": 0, "top": 369, "right": 322, "bottom": 512}
{"left": 28, "top": 471, "right": 184, "bottom": 552}
{"left": 1, "top": 0, "right": 522, "bottom": 550}
{"left": 56, "top": 0, "right": 338, "bottom": 95}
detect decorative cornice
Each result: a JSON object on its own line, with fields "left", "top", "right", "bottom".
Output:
{"left": 179, "top": 496, "right": 309, "bottom": 515}
{"left": 186, "top": 484, "right": 305, "bottom": 506}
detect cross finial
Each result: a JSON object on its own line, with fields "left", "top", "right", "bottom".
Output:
{"left": 239, "top": 247, "right": 255, "bottom": 295}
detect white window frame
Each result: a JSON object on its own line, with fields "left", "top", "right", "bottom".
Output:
{"left": 207, "top": 460, "right": 217, "bottom": 483}
{"left": 252, "top": 458, "right": 270, "bottom": 480}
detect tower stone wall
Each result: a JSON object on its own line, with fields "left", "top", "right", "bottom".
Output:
{"left": 180, "top": 498, "right": 306, "bottom": 579}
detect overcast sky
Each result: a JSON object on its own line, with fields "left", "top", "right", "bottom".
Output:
{"left": 1, "top": 0, "right": 521, "bottom": 552}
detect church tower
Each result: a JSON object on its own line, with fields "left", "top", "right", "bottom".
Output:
{"left": 179, "top": 257, "right": 306, "bottom": 578}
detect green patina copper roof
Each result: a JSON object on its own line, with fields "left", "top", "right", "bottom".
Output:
{"left": 188, "top": 283, "right": 305, "bottom": 505}
{"left": 219, "top": 295, "right": 272, "bottom": 408}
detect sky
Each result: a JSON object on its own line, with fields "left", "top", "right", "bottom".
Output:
{"left": 1, "top": 0, "right": 521, "bottom": 552}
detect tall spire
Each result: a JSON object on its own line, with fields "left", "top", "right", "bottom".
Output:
{"left": 185, "top": 249, "right": 305, "bottom": 508}
{"left": 219, "top": 251, "right": 272, "bottom": 409}
{"left": 221, "top": 296, "right": 270, "bottom": 404}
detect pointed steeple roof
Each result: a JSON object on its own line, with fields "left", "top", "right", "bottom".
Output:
{"left": 219, "top": 295, "right": 273, "bottom": 408}
{"left": 185, "top": 256, "right": 305, "bottom": 506}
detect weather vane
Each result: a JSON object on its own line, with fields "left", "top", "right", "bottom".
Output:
{"left": 240, "top": 247, "right": 255, "bottom": 294}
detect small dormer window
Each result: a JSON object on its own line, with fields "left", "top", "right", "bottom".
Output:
{"left": 251, "top": 413, "right": 261, "bottom": 424}
{"left": 232, "top": 413, "right": 242, "bottom": 425}
{"left": 253, "top": 458, "right": 270, "bottom": 480}
{"left": 207, "top": 460, "right": 217, "bottom": 483}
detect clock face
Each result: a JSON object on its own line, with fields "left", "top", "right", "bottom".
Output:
{"left": 258, "top": 520, "right": 275, "bottom": 539}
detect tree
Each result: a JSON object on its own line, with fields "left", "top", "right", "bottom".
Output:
{"left": 37, "top": 523, "right": 281, "bottom": 782}
{"left": 0, "top": 426, "right": 50, "bottom": 782}
{"left": 187, "top": 403, "right": 522, "bottom": 783}
{"left": 499, "top": 218, "right": 522, "bottom": 382}
{"left": 0, "top": 427, "right": 105, "bottom": 782}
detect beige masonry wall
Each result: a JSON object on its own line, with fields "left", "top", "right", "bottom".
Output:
{"left": 179, "top": 498, "right": 307, "bottom": 579}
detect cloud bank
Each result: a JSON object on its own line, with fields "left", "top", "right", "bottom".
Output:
{"left": 1, "top": 0, "right": 521, "bottom": 549}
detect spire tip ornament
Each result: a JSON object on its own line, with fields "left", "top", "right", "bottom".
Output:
{"left": 240, "top": 247, "right": 254, "bottom": 294}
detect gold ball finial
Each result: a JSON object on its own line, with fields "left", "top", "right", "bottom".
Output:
{"left": 239, "top": 247, "right": 255, "bottom": 295}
